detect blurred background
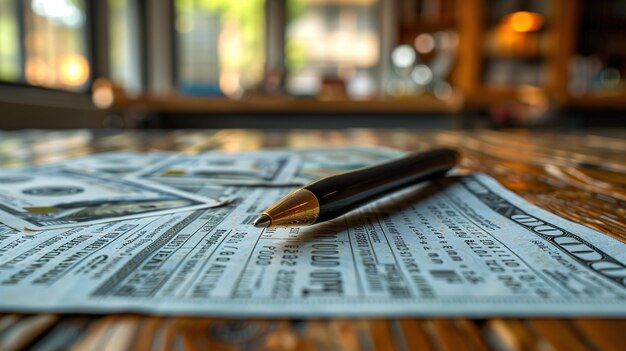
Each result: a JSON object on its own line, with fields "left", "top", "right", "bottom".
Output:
{"left": 0, "top": 0, "right": 625, "bottom": 130}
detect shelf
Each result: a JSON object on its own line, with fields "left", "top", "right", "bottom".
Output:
{"left": 464, "top": 87, "right": 547, "bottom": 108}
{"left": 106, "top": 94, "right": 464, "bottom": 115}
{"left": 482, "top": 48, "right": 545, "bottom": 60}
{"left": 566, "top": 92, "right": 626, "bottom": 109}
{"left": 398, "top": 22, "right": 456, "bottom": 43}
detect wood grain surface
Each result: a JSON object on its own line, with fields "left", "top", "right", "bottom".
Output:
{"left": 0, "top": 129, "right": 624, "bottom": 351}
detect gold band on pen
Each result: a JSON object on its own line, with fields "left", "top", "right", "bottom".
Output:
{"left": 261, "top": 189, "right": 320, "bottom": 227}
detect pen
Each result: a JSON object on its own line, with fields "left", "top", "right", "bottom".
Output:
{"left": 253, "top": 148, "right": 459, "bottom": 228}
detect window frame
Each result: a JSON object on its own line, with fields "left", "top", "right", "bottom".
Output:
{"left": 0, "top": 0, "right": 96, "bottom": 94}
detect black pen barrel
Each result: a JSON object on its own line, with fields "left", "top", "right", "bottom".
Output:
{"left": 305, "top": 148, "right": 458, "bottom": 223}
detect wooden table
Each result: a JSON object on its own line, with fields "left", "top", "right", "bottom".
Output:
{"left": 0, "top": 129, "right": 624, "bottom": 351}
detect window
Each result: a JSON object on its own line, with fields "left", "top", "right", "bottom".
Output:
{"left": 286, "top": 0, "right": 380, "bottom": 97}
{"left": 0, "top": 0, "right": 20, "bottom": 81}
{"left": 23, "top": 0, "right": 90, "bottom": 90}
{"left": 109, "top": 0, "right": 142, "bottom": 94}
{"left": 175, "top": 0, "right": 265, "bottom": 97}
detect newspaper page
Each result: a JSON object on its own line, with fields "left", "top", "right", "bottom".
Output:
{"left": 0, "top": 174, "right": 624, "bottom": 317}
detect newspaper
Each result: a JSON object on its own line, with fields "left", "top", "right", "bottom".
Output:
{"left": 0, "top": 174, "right": 624, "bottom": 316}
{"left": 0, "top": 167, "right": 221, "bottom": 231}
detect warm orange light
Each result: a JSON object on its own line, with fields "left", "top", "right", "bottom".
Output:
{"left": 59, "top": 54, "right": 90, "bottom": 86}
{"left": 219, "top": 70, "right": 241, "bottom": 97}
{"left": 25, "top": 58, "right": 50, "bottom": 85}
{"left": 506, "top": 11, "right": 543, "bottom": 33}
{"left": 92, "top": 78, "right": 115, "bottom": 109}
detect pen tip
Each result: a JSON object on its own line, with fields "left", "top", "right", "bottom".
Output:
{"left": 253, "top": 214, "right": 271, "bottom": 228}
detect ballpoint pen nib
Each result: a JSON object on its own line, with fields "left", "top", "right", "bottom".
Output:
{"left": 253, "top": 214, "right": 271, "bottom": 228}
